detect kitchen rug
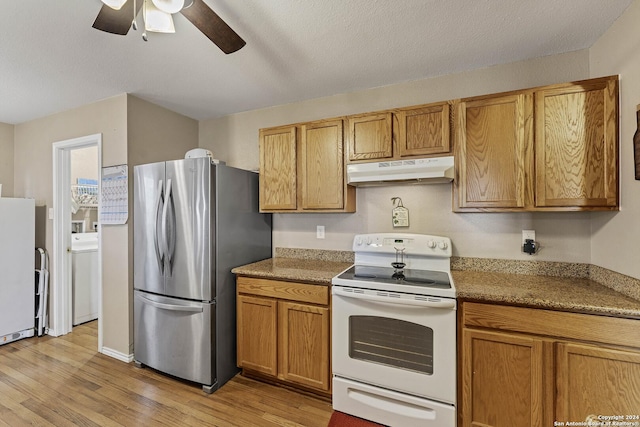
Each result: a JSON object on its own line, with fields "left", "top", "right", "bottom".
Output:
{"left": 327, "top": 411, "right": 386, "bottom": 427}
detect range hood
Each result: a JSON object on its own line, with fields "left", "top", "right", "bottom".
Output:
{"left": 347, "top": 156, "right": 454, "bottom": 186}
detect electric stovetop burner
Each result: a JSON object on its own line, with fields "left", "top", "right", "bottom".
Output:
{"left": 337, "top": 265, "right": 451, "bottom": 289}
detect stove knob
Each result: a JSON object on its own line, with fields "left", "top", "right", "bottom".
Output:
{"left": 366, "top": 237, "right": 372, "bottom": 245}
{"left": 356, "top": 237, "right": 363, "bottom": 246}
{"left": 427, "top": 240, "right": 436, "bottom": 249}
{"left": 438, "top": 241, "right": 448, "bottom": 250}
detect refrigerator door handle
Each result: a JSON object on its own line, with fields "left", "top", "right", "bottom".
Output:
{"left": 167, "top": 180, "right": 176, "bottom": 275}
{"left": 161, "top": 178, "right": 174, "bottom": 275}
{"left": 154, "top": 180, "right": 165, "bottom": 270}
{"left": 136, "top": 294, "right": 203, "bottom": 313}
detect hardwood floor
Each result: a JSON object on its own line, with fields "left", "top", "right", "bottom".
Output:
{"left": 0, "top": 322, "right": 333, "bottom": 426}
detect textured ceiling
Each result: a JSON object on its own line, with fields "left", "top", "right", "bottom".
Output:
{"left": 0, "top": 0, "right": 633, "bottom": 124}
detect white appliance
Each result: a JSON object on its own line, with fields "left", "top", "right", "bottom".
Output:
{"left": 332, "top": 233, "right": 457, "bottom": 427}
{"left": 72, "top": 233, "right": 99, "bottom": 325}
{"left": 346, "top": 156, "right": 454, "bottom": 186}
{"left": 0, "top": 198, "right": 35, "bottom": 345}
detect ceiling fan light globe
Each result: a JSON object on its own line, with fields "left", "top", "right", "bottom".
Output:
{"left": 151, "top": 0, "right": 184, "bottom": 14}
{"left": 101, "top": 0, "right": 128, "bottom": 10}
{"left": 144, "top": 0, "right": 176, "bottom": 33}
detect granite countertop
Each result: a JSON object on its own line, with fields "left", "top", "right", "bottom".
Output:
{"left": 232, "top": 254, "right": 640, "bottom": 319}
{"left": 454, "top": 270, "right": 640, "bottom": 319}
{"left": 232, "top": 257, "right": 352, "bottom": 285}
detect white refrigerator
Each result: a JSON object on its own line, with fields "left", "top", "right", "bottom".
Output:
{"left": 0, "top": 198, "right": 35, "bottom": 344}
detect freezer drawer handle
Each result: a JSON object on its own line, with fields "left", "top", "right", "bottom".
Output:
{"left": 136, "top": 294, "right": 203, "bottom": 313}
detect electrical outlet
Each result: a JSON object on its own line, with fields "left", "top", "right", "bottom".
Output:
{"left": 316, "top": 225, "right": 325, "bottom": 239}
{"left": 522, "top": 229, "right": 535, "bottom": 246}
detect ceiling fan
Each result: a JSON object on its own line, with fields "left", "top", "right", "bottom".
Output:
{"left": 92, "top": 0, "right": 246, "bottom": 54}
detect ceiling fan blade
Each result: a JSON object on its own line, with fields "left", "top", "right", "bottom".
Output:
{"left": 93, "top": 1, "right": 143, "bottom": 35}
{"left": 180, "top": 0, "right": 246, "bottom": 54}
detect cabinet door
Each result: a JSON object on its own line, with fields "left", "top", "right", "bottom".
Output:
{"left": 535, "top": 77, "right": 618, "bottom": 208}
{"left": 454, "top": 93, "right": 533, "bottom": 210}
{"left": 556, "top": 342, "right": 640, "bottom": 421}
{"left": 396, "top": 103, "right": 451, "bottom": 157}
{"left": 462, "top": 329, "right": 547, "bottom": 427}
{"left": 237, "top": 295, "right": 277, "bottom": 376}
{"left": 278, "top": 301, "right": 330, "bottom": 391}
{"left": 259, "top": 126, "right": 297, "bottom": 211}
{"left": 300, "top": 120, "right": 344, "bottom": 209}
{"left": 347, "top": 112, "right": 393, "bottom": 161}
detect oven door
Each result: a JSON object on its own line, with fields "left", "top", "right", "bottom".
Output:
{"left": 332, "top": 285, "right": 457, "bottom": 405}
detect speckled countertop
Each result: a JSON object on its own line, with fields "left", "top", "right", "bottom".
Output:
{"left": 453, "top": 270, "right": 640, "bottom": 319}
{"left": 232, "top": 250, "right": 640, "bottom": 319}
{"left": 232, "top": 257, "right": 351, "bottom": 285}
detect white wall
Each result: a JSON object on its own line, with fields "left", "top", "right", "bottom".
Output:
{"left": 200, "top": 50, "right": 593, "bottom": 262}
{"left": 0, "top": 122, "right": 14, "bottom": 197}
{"left": 589, "top": 0, "right": 640, "bottom": 279}
{"left": 14, "top": 94, "right": 129, "bottom": 352}
{"left": 70, "top": 145, "right": 98, "bottom": 183}
{"left": 13, "top": 94, "right": 198, "bottom": 355}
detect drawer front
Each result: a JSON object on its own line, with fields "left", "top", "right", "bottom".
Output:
{"left": 237, "top": 276, "right": 329, "bottom": 305}
{"left": 134, "top": 291, "right": 213, "bottom": 385}
{"left": 462, "top": 302, "right": 640, "bottom": 348}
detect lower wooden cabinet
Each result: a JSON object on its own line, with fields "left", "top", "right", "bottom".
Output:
{"left": 278, "top": 301, "right": 330, "bottom": 391}
{"left": 462, "top": 329, "right": 549, "bottom": 427}
{"left": 237, "top": 295, "right": 277, "bottom": 376}
{"left": 556, "top": 342, "right": 640, "bottom": 420}
{"left": 236, "top": 276, "right": 331, "bottom": 396}
{"left": 461, "top": 302, "right": 640, "bottom": 427}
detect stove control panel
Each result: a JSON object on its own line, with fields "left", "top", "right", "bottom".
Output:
{"left": 353, "top": 233, "right": 452, "bottom": 257}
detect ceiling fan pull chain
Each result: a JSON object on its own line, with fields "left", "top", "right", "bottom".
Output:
{"left": 132, "top": 0, "right": 138, "bottom": 30}
{"left": 142, "top": 0, "right": 149, "bottom": 41}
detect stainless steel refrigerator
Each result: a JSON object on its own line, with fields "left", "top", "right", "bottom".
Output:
{"left": 133, "top": 157, "right": 272, "bottom": 393}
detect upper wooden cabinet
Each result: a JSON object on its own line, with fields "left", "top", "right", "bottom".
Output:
{"left": 348, "top": 112, "right": 393, "bottom": 161}
{"left": 259, "top": 119, "right": 355, "bottom": 213}
{"left": 259, "top": 126, "right": 297, "bottom": 211}
{"left": 454, "top": 75, "right": 619, "bottom": 212}
{"left": 535, "top": 78, "right": 618, "bottom": 208}
{"left": 396, "top": 103, "right": 451, "bottom": 157}
{"left": 347, "top": 102, "right": 452, "bottom": 163}
{"left": 454, "top": 93, "right": 533, "bottom": 210}
{"left": 300, "top": 120, "right": 345, "bottom": 210}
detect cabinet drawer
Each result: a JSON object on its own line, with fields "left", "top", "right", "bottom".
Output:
{"left": 462, "top": 302, "right": 640, "bottom": 348}
{"left": 237, "top": 276, "right": 329, "bottom": 305}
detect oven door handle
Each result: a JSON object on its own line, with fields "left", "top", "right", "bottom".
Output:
{"left": 333, "top": 287, "right": 456, "bottom": 309}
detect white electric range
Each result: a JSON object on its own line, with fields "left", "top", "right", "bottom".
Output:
{"left": 332, "top": 233, "right": 457, "bottom": 427}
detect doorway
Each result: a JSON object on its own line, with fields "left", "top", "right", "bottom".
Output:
{"left": 51, "top": 134, "right": 103, "bottom": 351}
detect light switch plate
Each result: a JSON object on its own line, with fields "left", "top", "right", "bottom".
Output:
{"left": 317, "top": 225, "right": 325, "bottom": 239}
